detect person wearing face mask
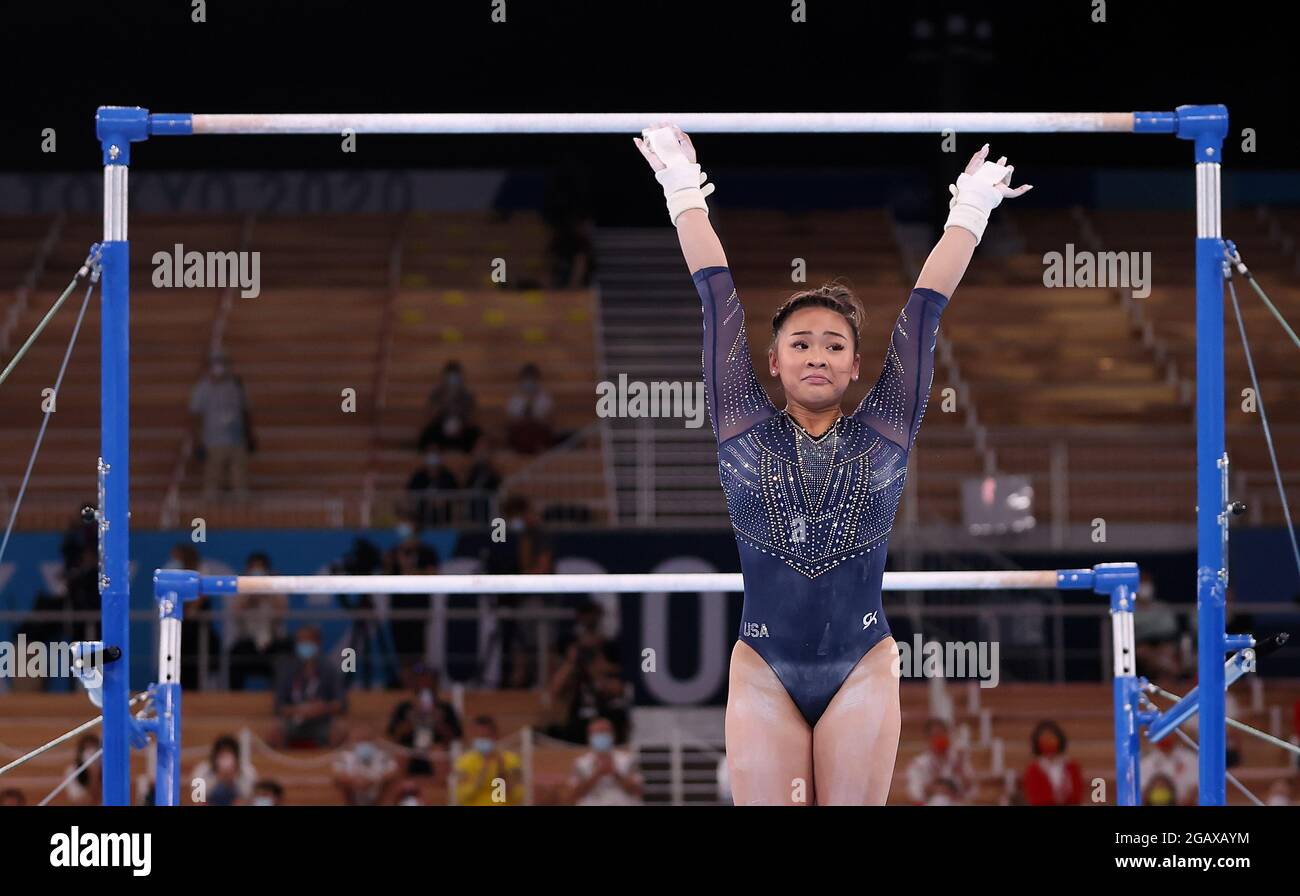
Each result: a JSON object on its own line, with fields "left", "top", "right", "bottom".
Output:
{"left": 227, "top": 552, "right": 292, "bottom": 690}
{"left": 62, "top": 734, "right": 103, "bottom": 806}
{"left": 418, "top": 360, "right": 482, "bottom": 454}
{"left": 189, "top": 350, "right": 255, "bottom": 502}
{"left": 566, "top": 717, "right": 643, "bottom": 806}
{"left": 332, "top": 726, "right": 401, "bottom": 806}
{"left": 453, "top": 716, "right": 523, "bottom": 805}
{"left": 1141, "top": 732, "right": 1197, "bottom": 806}
{"left": 477, "top": 495, "right": 555, "bottom": 689}
{"left": 250, "top": 780, "right": 284, "bottom": 806}
{"left": 405, "top": 450, "right": 459, "bottom": 527}
{"left": 190, "top": 735, "right": 258, "bottom": 806}
{"left": 387, "top": 663, "right": 462, "bottom": 778}
{"left": 1022, "top": 720, "right": 1084, "bottom": 806}
{"left": 270, "top": 626, "right": 347, "bottom": 748}
{"left": 382, "top": 528, "right": 441, "bottom": 672}
{"left": 905, "top": 719, "right": 975, "bottom": 805}
{"left": 463, "top": 437, "right": 503, "bottom": 524}
{"left": 505, "top": 362, "right": 555, "bottom": 455}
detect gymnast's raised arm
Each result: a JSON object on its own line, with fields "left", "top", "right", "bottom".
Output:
{"left": 853, "top": 145, "right": 1032, "bottom": 448}
{"left": 634, "top": 123, "right": 776, "bottom": 443}
{"left": 915, "top": 143, "right": 1033, "bottom": 298}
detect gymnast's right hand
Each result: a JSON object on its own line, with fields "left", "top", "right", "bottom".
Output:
{"left": 634, "top": 122, "right": 714, "bottom": 224}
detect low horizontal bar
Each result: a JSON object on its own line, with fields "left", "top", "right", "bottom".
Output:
{"left": 208, "top": 569, "right": 1064, "bottom": 595}
{"left": 181, "top": 111, "right": 1145, "bottom": 136}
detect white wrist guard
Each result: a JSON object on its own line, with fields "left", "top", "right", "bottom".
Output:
{"left": 944, "top": 160, "right": 1012, "bottom": 245}
{"left": 645, "top": 126, "right": 715, "bottom": 225}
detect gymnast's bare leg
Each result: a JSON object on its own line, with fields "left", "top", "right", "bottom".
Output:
{"left": 724, "top": 641, "right": 814, "bottom": 805}
{"left": 812, "top": 636, "right": 902, "bottom": 805}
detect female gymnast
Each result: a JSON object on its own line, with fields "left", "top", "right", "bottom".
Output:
{"left": 634, "top": 122, "right": 1032, "bottom": 805}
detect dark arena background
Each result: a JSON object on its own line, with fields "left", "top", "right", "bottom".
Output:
{"left": 0, "top": 0, "right": 1298, "bottom": 879}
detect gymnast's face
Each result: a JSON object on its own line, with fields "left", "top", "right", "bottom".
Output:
{"left": 769, "top": 307, "right": 860, "bottom": 410}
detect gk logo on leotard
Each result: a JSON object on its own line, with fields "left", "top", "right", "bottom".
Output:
{"left": 862, "top": 611, "right": 878, "bottom": 630}
{"left": 742, "top": 621, "right": 769, "bottom": 638}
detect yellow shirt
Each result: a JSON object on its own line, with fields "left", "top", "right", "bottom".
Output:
{"left": 454, "top": 750, "right": 524, "bottom": 805}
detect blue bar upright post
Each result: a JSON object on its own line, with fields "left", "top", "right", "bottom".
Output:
{"left": 1177, "top": 104, "right": 1230, "bottom": 805}
{"left": 95, "top": 106, "right": 150, "bottom": 806}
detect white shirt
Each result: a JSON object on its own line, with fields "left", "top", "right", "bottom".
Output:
{"left": 906, "top": 749, "right": 975, "bottom": 803}
{"left": 506, "top": 389, "right": 553, "bottom": 420}
{"left": 569, "top": 750, "right": 642, "bottom": 806}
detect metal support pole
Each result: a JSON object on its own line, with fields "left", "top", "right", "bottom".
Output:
{"left": 1177, "top": 104, "right": 1230, "bottom": 804}
{"left": 1110, "top": 583, "right": 1140, "bottom": 805}
{"left": 153, "top": 570, "right": 200, "bottom": 807}
{"left": 95, "top": 106, "right": 149, "bottom": 805}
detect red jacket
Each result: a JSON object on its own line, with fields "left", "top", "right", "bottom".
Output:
{"left": 1023, "top": 757, "right": 1084, "bottom": 805}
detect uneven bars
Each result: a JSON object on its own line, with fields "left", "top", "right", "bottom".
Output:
{"left": 210, "top": 569, "right": 1080, "bottom": 595}
{"left": 156, "top": 111, "right": 1164, "bottom": 136}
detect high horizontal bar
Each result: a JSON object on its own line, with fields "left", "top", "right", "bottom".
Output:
{"left": 172, "top": 111, "right": 1158, "bottom": 136}
{"left": 206, "top": 569, "right": 1073, "bottom": 595}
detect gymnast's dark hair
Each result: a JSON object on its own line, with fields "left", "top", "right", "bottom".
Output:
{"left": 770, "top": 281, "right": 865, "bottom": 353}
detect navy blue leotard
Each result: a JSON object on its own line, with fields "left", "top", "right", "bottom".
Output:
{"left": 694, "top": 265, "right": 949, "bottom": 726}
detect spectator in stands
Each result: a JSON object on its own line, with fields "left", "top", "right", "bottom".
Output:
{"left": 1142, "top": 733, "right": 1197, "bottom": 806}
{"left": 504, "top": 362, "right": 555, "bottom": 455}
{"left": 0, "top": 788, "right": 25, "bottom": 806}
{"left": 547, "top": 603, "right": 629, "bottom": 745}
{"left": 251, "top": 780, "right": 284, "bottom": 806}
{"left": 1022, "top": 720, "right": 1085, "bottom": 806}
{"left": 190, "top": 734, "right": 258, "bottom": 806}
{"left": 63, "top": 734, "right": 102, "bottom": 806}
{"left": 905, "top": 719, "right": 975, "bottom": 805}
{"left": 60, "top": 504, "right": 100, "bottom": 643}
{"left": 566, "top": 717, "right": 643, "bottom": 806}
{"left": 1142, "top": 772, "right": 1178, "bottom": 806}
{"left": 405, "top": 450, "right": 458, "bottom": 527}
{"left": 270, "top": 625, "right": 347, "bottom": 748}
{"left": 330, "top": 538, "right": 395, "bottom": 689}
{"left": 453, "top": 715, "right": 524, "bottom": 805}
{"left": 382, "top": 526, "right": 441, "bottom": 670}
{"left": 332, "top": 725, "right": 401, "bottom": 806}
{"left": 227, "top": 552, "right": 292, "bottom": 690}
{"left": 925, "top": 777, "right": 965, "bottom": 806}
{"left": 464, "top": 436, "right": 503, "bottom": 524}
{"left": 387, "top": 662, "right": 462, "bottom": 777}
{"left": 478, "top": 495, "right": 555, "bottom": 688}
{"left": 1134, "top": 578, "right": 1185, "bottom": 680}
{"left": 17, "top": 506, "right": 99, "bottom": 682}
{"left": 168, "top": 543, "right": 222, "bottom": 690}
{"left": 418, "top": 360, "right": 481, "bottom": 454}
{"left": 190, "top": 350, "right": 255, "bottom": 501}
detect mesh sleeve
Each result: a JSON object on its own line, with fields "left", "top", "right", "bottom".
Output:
{"left": 693, "top": 266, "right": 778, "bottom": 445}
{"left": 852, "top": 287, "right": 950, "bottom": 450}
